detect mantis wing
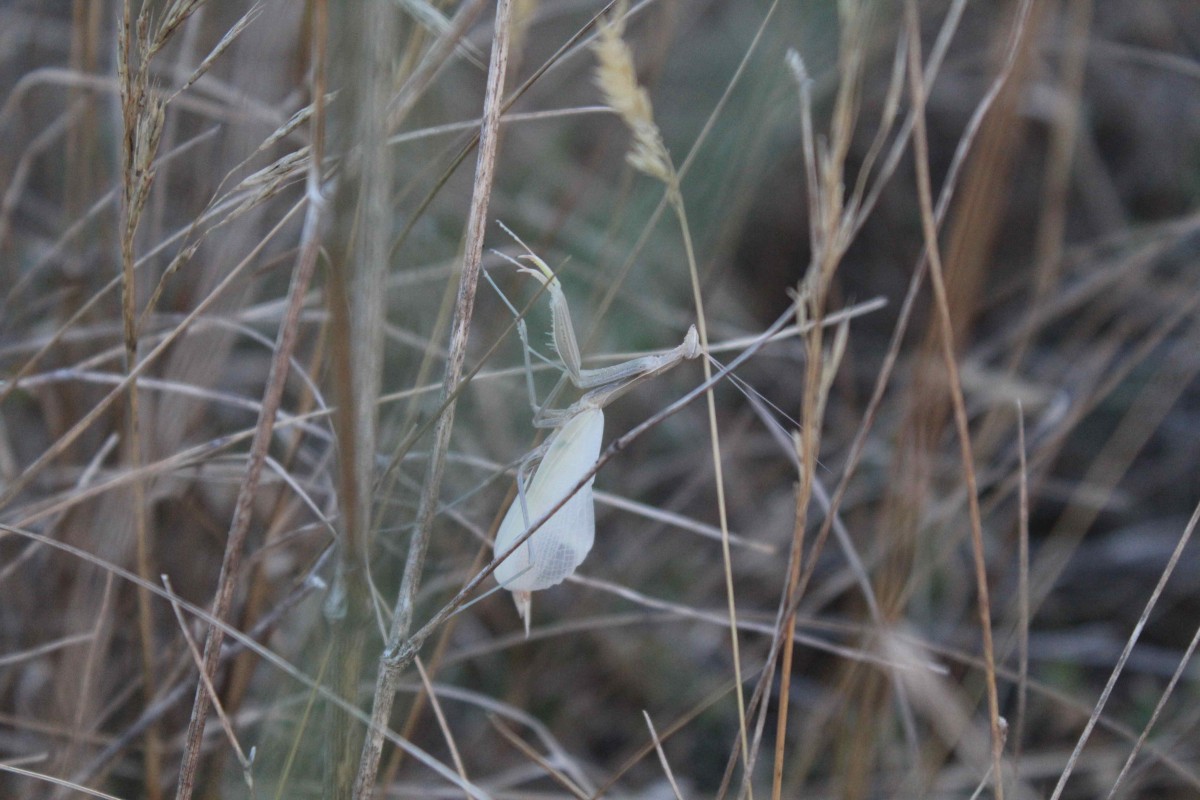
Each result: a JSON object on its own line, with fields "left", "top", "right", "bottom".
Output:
{"left": 494, "top": 407, "right": 604, "bottom": 593}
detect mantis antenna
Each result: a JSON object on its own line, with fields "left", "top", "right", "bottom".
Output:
{"left": 491, "top": 229, "right": 700, "bottom": 636}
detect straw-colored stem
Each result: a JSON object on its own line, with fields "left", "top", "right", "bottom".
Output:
{"left": 903, "top": 2, "right": 1004, "bottom": 796}
{"left": 172, "top": 53, "right": 328, "bottom": 800}
{"left": 352, "top": 2, "right": 513, "bottom": 796}
{"left": 116, "top": 4, "right": 162, "bottom": 793}
{"left": 668, "top": 185, "right": 753, "bottom": 788}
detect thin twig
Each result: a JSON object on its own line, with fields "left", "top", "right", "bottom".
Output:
{"left": 591, "top": 1, "right": 753, "bottom": 782}
{"left": 162, "top": 576, "right": 253, "bottom": 783}
{"left": 677, "top": 191, "right": 753, "bottom": 789}
{"left": 352, "top": 2, "right": 513, "bottom": 796}
{"left": 489, "top": 715, "right": 589, "bottom": 799}
{"left": 0, "top": 764, "right": 125, "bottom": 800}
{"left": 69, "top": 555, "right": 331, "bottom": 790}
{"left": 173, "top": 59, "right": 327, "bottom": 800}
{"left": 413, "top": 657, "right": 469, "bottom": 785}
{"left": 773, "top": 40, "right": 843, "bottom": 798}
{"left": 725, "top": 0, "right": 1032, "bottom": 793}
{"left": 1, "top": 522, "right": 488, "bottom": 799}
{"left": 116, "top": 3, "right": 163, "bottom": 791}
{"left": 594, "top": 678, "right": 737, "bottom": 796}
{"left": 1050, "top": 499, "right": 1200, "bottom": 799}
{"left": 0, "top": 194, "right": 307, "bottom": 514}
{"left": 1105, "top": 582, "right": 1200, "bottom": 797}
{"left": 644, "top": 710, "right": 686, "bottom": 800}
{"left": 1014, "top": 404, "right": 1030, "bottom": 779}
{"left": 904, "top": 2, "right": 1004, "bottom": 796}
{"left": 720, "top": 4, "right": 981, "bottom": 791}
{"left": 321, "top": 0, "right": 395, "bottom": 791}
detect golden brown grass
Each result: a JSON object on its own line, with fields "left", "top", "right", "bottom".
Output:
{"left": 3, "top": 1, "right": 1200, "bottom": 798}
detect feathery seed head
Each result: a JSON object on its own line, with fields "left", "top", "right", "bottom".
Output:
{"left": 592, "top": 0, "right": 673, "bottom": 184}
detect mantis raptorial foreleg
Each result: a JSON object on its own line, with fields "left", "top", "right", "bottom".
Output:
{"left": 482, "top": 266, "right": 555, "bottom": 418}
{"left": 512, "top": 256, "right": 699, "bottom": 425}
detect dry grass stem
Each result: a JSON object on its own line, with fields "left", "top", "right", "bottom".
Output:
{"left": 490, "top": 715, "right": 590, "bottom": 799}
{"left": 5, "top": 1, "right": 1198, "bottom": 796}
{"left": 1049, "top": 500, "right": 1200, "bottom": 799}
{"left": 162, "top": 576, "right": 253, "bottom": 785}
{"left": 903, "top": 1, "right": 1006, "bottom": 795}
{"left": 592, "top": 1, "right": 753, "bottom": 784}
{"left": 643, "top": 710, "right": 687, "bottom": 800}
{"left": 2, "top": 523, "right": 485, "bottom": 797}
{"left": 352, "top": 1, "right": 513, "bottom": 796}
{"left": 412, "top": 657, "right": 468, "bottom": 785}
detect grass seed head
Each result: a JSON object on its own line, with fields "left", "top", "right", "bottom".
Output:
{"left": 592, "top": 0, "right": 673, "bottom": 184}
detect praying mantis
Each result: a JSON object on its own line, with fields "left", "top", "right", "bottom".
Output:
{"left": 490, "top": 234, "right": 700, "bottom": 635}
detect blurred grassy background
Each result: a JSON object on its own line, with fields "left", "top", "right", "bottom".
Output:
{"left": 2, "top": 0, "right": 1200, "bottom": 797}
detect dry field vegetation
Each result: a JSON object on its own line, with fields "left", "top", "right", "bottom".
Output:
{"left": 3, "top": 0, "right": 1200, "bottom": 797}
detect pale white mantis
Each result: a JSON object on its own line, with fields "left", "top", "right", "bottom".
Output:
{"left": 490, "top": 232, "right": 700, "bottom": 635}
